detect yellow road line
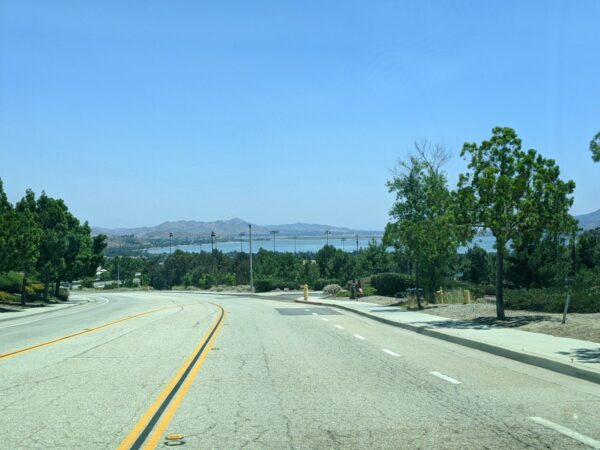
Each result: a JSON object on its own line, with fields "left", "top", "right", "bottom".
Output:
{"left": 118, "top": 304, "right": 226, "bottom": 450}
{"left": 0, "top": 306, "right": 177, "bottom": 361}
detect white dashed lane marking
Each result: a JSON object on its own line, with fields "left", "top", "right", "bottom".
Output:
{"left": 334, "top": 325, "right": 344, "bottom": 330}
{"left": 311, "top": 312, "right": 318, "bottom": 316}
{"left": 353, "top": 334, "right": 366, "bottom": 340}
{"left": 382, "top": 349, "right": 400, "bottom": 357}
{"left": 529, "top": 417, "right": 600, "bottom": 449}
{"left": 321, "top": 317, "right": 329, "bottom": 322}
{"left": 429, "top": 371, "right": 461, "bottom": 385}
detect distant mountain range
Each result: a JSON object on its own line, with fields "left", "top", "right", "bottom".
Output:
{"left": 576, "top": 208, "right": 600, "bottom": 231}
{"left": 92, "top": 218, "right": 381, "bottom": 239}
{"left": 92, "top": 209, "right": 599, "bottom": 241}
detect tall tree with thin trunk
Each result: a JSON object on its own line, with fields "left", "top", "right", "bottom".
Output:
{"left": 457, "top": 127, "right": 576, "bottom": 320}
{"left": 591, "top": 131, "right": 600, "bottom": 162}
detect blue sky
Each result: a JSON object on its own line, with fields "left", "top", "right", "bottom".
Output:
{"left": 1, "top": 1, "right": 599, "bottom": 231}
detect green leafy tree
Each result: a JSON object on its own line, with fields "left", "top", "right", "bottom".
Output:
{"left": 463, "top": 245, "right": 494, "bottom": 285}
{"left": 385, "top": 143, "right": 460, "bottom": 307}
{"left": 591, "top": 131, "right": 600, "bottom": 162}
{"left": 34, "top": 192, "right": 70, "bottom": 301}
{"left": 457, "top": 127, "right": 576, "bottom": 319}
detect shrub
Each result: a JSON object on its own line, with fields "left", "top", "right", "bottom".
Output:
{"left": 323, "top": 284, "right": 342, "bottom": 296}
{"left": 272, "top": 280, "right": 300, "bottom": 290}
{"left": 312, "top": 279, "right": 341, "bottom": 290}
{"left": 370, "top": 273, "right": 415, "bottom": 297}
{"left": 103, "top": 282, "right": 118, "bottom": 290}
{"left": 57, "top": 288, "right": 69, "bottom": 301}
{"left": 81, "top": 278, "right": 95, "bottom": 288}
{"left": 0, "top": 272, "right": 23, "bottom": 294}
{"left": 336, "top": 289, "right": 350, "bottom": 298}
{"left": 362, "top": 285, "right": 377, "bottom": 297}
{"left": 504, "top": 287, "right": 600, "bottom": 313}
{"left": 254, "top": 279, "right": 273, "bottom": 293}
{"left": 0, "top": 290, "right": 17, "bottom": 302}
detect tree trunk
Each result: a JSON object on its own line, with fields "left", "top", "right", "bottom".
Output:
{"left": 20, "top": 273, "right": 27, "bottom": 307}
{"left": 495, "top": 244, "right": 505, "bottom": 320}
{"left": 43, "top": 279, "right": 49, "bottom": 303}
{"left": 415, "top": 259, "right": 422, "bottom": 310}
{"left": 54, "top": 280, "right": 60, "bottom": 298}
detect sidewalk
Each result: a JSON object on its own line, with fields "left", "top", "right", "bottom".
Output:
{"left": 296, "top": 297, "right": 600, "bottom": 385}
{"left": 0, "top": 297, "right": 90, "bottom": 323}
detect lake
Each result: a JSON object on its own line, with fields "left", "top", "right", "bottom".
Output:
{"left": 146, "top": 235, "right": 496, "bottom": 254}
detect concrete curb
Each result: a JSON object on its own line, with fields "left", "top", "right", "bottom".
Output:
{"left": 296, "top": 298, "right": 600, "bottom": 385}
{"left": 0, "top": 298, "right": 91, "bottom": 323}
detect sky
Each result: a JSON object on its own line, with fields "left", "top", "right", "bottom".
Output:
{"left": 1, "top": 1, "right": 599, "bottom": 231}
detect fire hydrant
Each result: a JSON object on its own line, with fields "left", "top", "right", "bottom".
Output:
{"left": 303, "top": 284, "right": 308, "bottom": 301}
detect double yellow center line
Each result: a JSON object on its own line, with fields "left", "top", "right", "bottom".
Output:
{"left": 0, "top": 305, "right": 177, "bottom": 360}
{"left": 118, "top": 304, "right": 226, "bottom": 450}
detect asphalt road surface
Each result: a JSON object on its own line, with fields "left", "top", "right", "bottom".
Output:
{"left": 1, "top": 292, "right": 599, "bottom": 449}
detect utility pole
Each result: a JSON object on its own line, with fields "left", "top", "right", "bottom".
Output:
{"left": 356, "top": 234, "right": 359, "bottom": 252}
{"left": 341, "top": 237, "right": 346, "bottom": 251}
{"left": 169, "top": 232, "right": 173, "bottom": 256}
{"left": 211, "top": 231, "right": 216, "bottom": 252}
{"left": 239, "top": 232, "right": 246, "bottom": 252}
{"left": 293, "top": 236, "right": 297, "bottom": 254}
{"left": 270, "top": 230, "right": 279, "bottom": 252}
{"left": 249, "top": 224, "right": 254, "bottom": 293}
{"left": 117, "top": 257, "right": 120, "bottom": 287}
{"left": 325, "top": 230, "right": 331, "bottom": 246}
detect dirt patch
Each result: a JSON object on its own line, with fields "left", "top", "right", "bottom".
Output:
{"left": 421, "top": 302, "right": 600, "bottom": 343}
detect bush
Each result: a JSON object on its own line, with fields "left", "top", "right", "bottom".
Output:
{"left": 323, "top": 284, "right": 342, "bottom": 296}
{"left": 103, "top": 282, "right": 118, "bottom": 290}
{"left": 505, "top": 287, "right": 600, "bottom": 313}
{"left": 336, "top": 289, "right": 350, "bottom": 298}
{"left": 254, "top": 279, "right": 273, "bottom": 293}
{"left": 0, "top": 290, "right": 17, "bottom": 302}
{"left": 57, "top": 288, "right": 69, "bottom": 301}
{"left": 370, "top": 273, "right": 414, "bottom": 297}
{"left": 362, "top": 285, "right": 377, "bottom": 297}
{"left": 81, "top": 278, "right": 95, "bottom": 288}
{"left": 0, "top": 272, "right": 23, "bottom": 294}
{"left": 312, "top": 279, "right": 341, "bottom": 290}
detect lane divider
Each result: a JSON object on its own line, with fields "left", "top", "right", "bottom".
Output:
{"left": 0, "top": 305, "right": 178, "bottom": 361}
{"left": 529, "top": 417, "right": 600, "bottom": 449}
{"left": 382, "top": 349, "right": 400, "bottom": 357}
{"left": 429, "top": 371, "right": 461, "bottom": 385}
{"left": 118, "top": 304, "right": 226, "bottom": 450}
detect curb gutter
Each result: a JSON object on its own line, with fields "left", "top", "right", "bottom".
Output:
{"left": 0, "top": 298, "right": 91, "bottom": 324}
{"left": 296, "top": 299, "right": 600, "bottom": 385}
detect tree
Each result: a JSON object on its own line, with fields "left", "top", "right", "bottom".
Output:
{"left": 34, "top": 192, "right": 70, "bottom": 302}
{"left": 463, "top": 245, "right": 494, "bottom": 285}
{"left": 591, "top": 131, "right": 600, "bottom": 162}
{"left": 385, "top": 142, "right": 460, "bottom": 307}
{"left": 457, "top": 127, "right": 576, "bottom": 319}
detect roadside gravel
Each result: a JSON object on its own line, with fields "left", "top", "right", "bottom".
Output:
{"left": 421, "top": 302, "right": 600, "bottom": 343}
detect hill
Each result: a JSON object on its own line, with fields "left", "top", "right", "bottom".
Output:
{"left": 575, "top": 209, "right": 600, "bottom": 231}
{"left": 92, "top": 218, "right": 380, "bottom": 239}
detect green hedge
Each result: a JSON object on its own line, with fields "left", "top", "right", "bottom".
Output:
{"left": 312, "top": 278, "right": 341, "bottom": 291}
{"left": 370, "top": 273, "right": 414, "bottom": 297}
{"left": 254, "top": 279, "right": 300, "bottom": 292}
{"left": 0, "top": 272, "right": 23, "bottom": 294}
{"left": 504, "top": 287, "right": 600, "bottom": 313}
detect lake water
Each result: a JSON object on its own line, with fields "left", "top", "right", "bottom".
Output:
{"left": 146, "top": 235, "right": 496, "bottom": 254}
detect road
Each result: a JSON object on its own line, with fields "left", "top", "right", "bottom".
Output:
{"left": 1, "top": 292, "right": 599, "bottom": 449}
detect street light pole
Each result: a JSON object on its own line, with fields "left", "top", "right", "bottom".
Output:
{"left": 356, "top": 234, "right": 359, "bottom": 252}
{"left": 169, "top": 232, "right": 173, "bottom": 256}
{"left": 239, "top": 232, "right": 246, "bottom": 253}
{"left": 249, "top": 224, "right": 254, "bottom": 293}
{"left": 293, "top": 236, "right": 297, "bottom": 254}
{"left": 270, "top": 230, "right": 279, "bottom": 252}
{"left": 325, "top": 230, "right": 331, "bottom": 246}
{"left": 211, "top": 231, "right": 216, "bottom": 252}
{"left": 342, "top": 237, "right": 346, "bottom": 251}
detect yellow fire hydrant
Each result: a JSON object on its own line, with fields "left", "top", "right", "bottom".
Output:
{"left": 462, "top": 289, "right": 471, "bottom": 304}
{"left": 303, "top": 284, "right": 308, "bottom": 301}
{"left": 435, "top": 287, "right": 444, "bottom": 304}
